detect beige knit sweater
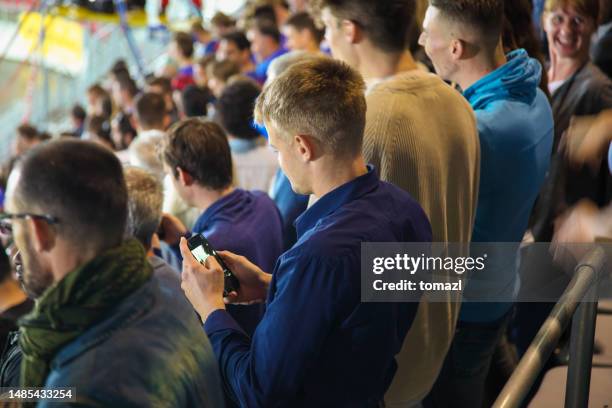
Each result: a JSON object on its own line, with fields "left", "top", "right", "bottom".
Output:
{"left": 364, "top": 70, "right": 480, "bottom": 406}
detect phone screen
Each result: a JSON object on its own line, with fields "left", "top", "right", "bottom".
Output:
{"left": 191, "top": 245, "right": 210, "bottom": 264}
{"left": 188, "top": 235, "right": 214, "bottom": 264}
{"left": 187, "top": 234, "right": 240, "bottom": 296}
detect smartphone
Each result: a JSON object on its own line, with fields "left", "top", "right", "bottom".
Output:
{"left": 187, "top": 234, "right": 240, "bottom": 297}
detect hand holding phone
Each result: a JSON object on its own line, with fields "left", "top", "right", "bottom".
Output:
{"left": 216, "top": 250, "right": 272, "bottom": 304}
{"left": 187, "top": 234, "right": 240, "bottom": 297}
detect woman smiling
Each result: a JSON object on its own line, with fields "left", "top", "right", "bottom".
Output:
{"left": 542, "top": 0, "right": 611, "bottom": 146}
{"left": 529, "top": 0, "right": 612, "bottom": 245}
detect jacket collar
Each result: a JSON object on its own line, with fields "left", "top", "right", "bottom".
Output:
{"left": 295, "top": 165, "right": 378, "bottom": 239}
{"left": 192, "top": 189, "right": 244, "bottom": 233}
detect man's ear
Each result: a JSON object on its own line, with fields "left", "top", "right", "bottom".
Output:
{"left": 341, "top": 19, "right": 362, "bottom": 45}
{"left": 294, "top": 134, "right": 318, "bottom": 162}
{"left": 449, "top": 38, "right": 465, "bottom": 61}
{"left": 28, "top": 218, "right": 56, "bottom": 253}
{"left": 177, "top": 166, "right": 195, "bottom": 187}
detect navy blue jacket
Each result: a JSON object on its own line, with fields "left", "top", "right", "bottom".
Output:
{"left": 205, "top": 167, "right": 432, "bottom": 407}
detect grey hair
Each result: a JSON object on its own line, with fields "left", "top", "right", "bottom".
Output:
{"left": 124, "top": 166, "right": 163, "bottom": 250}
{"left": 266, "top": 50, "right": 322, "bottom": 82}
{"left": 128, "top": 135, "right": 165, "bottom": 181}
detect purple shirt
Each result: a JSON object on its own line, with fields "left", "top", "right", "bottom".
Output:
{"left": 193, "top": 189, "right": 283, "bottom": 335}
{"left": 193, "top": 189, "right": 282, "bottom": 272}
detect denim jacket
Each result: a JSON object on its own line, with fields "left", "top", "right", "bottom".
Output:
{"left": 1, "top": 257, "right": 225, "bottom": 407}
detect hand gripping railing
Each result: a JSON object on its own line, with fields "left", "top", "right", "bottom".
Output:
{"left": 493, "top": 246, "right": 607, "bottom": 408}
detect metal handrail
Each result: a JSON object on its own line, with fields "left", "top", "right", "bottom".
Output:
{"left": 493, "top": 246, "right": 607, "bottom": 408}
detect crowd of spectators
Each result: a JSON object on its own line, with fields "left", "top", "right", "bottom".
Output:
{"left": 1, "top": 0, "right": 611, "bottom": 407}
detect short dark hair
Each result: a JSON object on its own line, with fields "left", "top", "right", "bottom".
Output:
{"left": 252, "top": 19, "right": 282, "bottom": 44}
{"left": 191, "top": 21, "right": 207, "bottom": 35}
{"left": 430, "top": 0, "right": 505, "bottom": 47}
{"left": 111, "top": 59, "right": 129, "bottom": 75}
{"left": 161, "top": 119, "right": 233, "bottom": 190}
{"left": 135, "top": 92, "right": 167, "bottom": 129}
{"left": 12, "top": 140, "right": 128, "bottom": 251}
{"left": 0, "top": 241, "right": 11, "bottom": 283}
{"left": 87, "top": 85, "right": 113, "bottom": 118}
{"left": 221, "top": 30, "right": 251, "bottom": 51}
{"left": 181, "top": 85, "right": 209, "bottom": 118}
{"left": 313, "top": 0, "right": 416, "bottom": 52}
{"left": 71, "top": 104, "right": 86, "bottom": 122}
{"left": 254, "top": 5, "right": 279, "bottom": 25}
{"left": 206, "top": 59, "right": 241, "bottom": 81}
{"left": 116, "top": 74, "right": 139, "bottom": 98}
{"left": 16, "top": 124, "right": 39, "bottom": 141}
{"left": 87, "top": 115, "right": 113, "bottom": 146}
{"left": 87, "top": 84, "right": 106, "bottom": 98}
{"left": 147, "top": 76, "right": 173, "bottom": 96}
{"left": 113, "top": 112, "right": 137, "bottom": 149}
{"left": 85, "top": 115, "right": 111, "bottom": 140}
{"left": 38, "top": 132, "right": 52, "bottom": 142}
{"left": 173, "top": 31, "right": 195, "bottom": 59}
{"left": 215, "top": 79, "right": 261, "bottom": 140}
{"left": 285, "top": 12, "right": 325, "bottom": 44}
{"left": 87, "top": 83, "right": 108, "bottom": 98}
{"left": 211, "top": 11, "right": 236, "bottom": 28}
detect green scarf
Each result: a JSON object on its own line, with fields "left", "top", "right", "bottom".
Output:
{"left": 19, "top": 239, "right": 152, "bottom": 388}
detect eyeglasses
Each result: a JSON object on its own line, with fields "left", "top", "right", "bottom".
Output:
{"left": 0, "top": 212, "right": 59, "bottom": 235}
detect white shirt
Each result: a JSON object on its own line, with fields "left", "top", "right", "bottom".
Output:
{"left": 548, "top": 79, "right": 567, "bottom": 95}
{"left": 229, "top": 138, "right": 278, "bottom": 193}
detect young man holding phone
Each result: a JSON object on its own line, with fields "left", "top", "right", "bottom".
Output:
{"left": 179, "top": 57, "right": 433, "bottom": 406}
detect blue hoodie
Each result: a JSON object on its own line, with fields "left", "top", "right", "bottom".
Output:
{"left": 608, "top": 142, "right": 612, "bottom": 174}
{"left": 461, "top": 49, "right": 554, "bottom": 322}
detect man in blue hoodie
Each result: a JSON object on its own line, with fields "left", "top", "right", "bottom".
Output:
{"left": 420, "top": 1, "right": 554, "bottom": 406}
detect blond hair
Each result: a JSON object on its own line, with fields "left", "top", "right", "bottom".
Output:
{"left": 255, "top": 57, "right": 366, "bottom": 158}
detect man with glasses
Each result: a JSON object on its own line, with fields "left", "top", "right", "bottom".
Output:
{"left": 0, "top": 140, "right": 224, "bottom": 406}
